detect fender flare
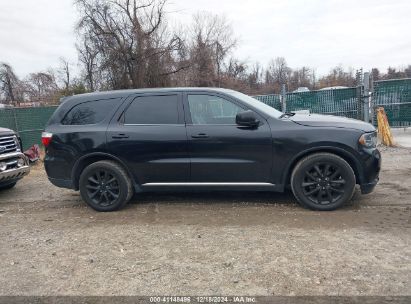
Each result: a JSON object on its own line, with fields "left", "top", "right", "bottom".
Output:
{"left": 281, "top": 145, "right": 365, "bottom": 185}
{"left": 71, "top": 152, "right": 140, "bottom": 191}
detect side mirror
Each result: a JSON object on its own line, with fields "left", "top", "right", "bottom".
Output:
{"left": 236, "top": 110, "right": 260, "bottom": 127}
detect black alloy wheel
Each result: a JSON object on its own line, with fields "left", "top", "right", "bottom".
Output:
{"left": 79, "top": 160, "right": 133, "bottom": 212}
{"left": 291, "top": 153, "right": 356, "bottom": 211}
{"left": 86, "top": 169, "right": 120, "bottom": 207}
{"left": 302, "top": 162, "right": 346, "bottom": 205}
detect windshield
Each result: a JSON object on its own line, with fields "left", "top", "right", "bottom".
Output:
{"left": 226, "top": 90, "right": 283, "bottom": 119}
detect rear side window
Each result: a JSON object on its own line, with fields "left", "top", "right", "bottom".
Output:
{"left": 124, "top": 95, "right": 179, "bottom": 125}
{"left": 61, "top": 99, "right": 119, "bottom": 125}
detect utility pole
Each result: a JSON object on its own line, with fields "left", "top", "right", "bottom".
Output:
{"left": 356, "top": 68, "right": 364, "bottom": 120}
{"left": 363, "top": 72, "right": 370, "bottom": 123}
{"left": 280, "top": 84, "right": 287, "bottom": 113}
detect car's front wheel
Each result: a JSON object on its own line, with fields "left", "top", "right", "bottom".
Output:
{"left": 79, "top": 160, "right": 133, "bottom": 212}
{"left": 291, "top": 153, "right": 356, "bottom": 211}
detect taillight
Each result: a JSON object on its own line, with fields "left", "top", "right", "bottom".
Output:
{"left": 41, "top": 132, "right": 53, "bottom": 147}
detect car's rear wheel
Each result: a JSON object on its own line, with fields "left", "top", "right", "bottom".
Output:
{"left": 79, "top": 160, "right": 133, "bottom": 212}
{"left": 291, "top": 153, "right": 356, "bottom": 211}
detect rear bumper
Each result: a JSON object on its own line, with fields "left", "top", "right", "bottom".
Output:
{"left": 0, "top": 152, "right": 30, "bottom": 184}
{"left": 48, "top": 177, "right": 74, "bottom": 189}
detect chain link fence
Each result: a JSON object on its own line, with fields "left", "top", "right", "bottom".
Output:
{"left": 252, "top": 94, "right": 282, "bottom": 110}
{"left": 254, "top": 78, "right": 411, "bottom": 127}
{"left": 254, "top": 88, "right": 359, "bottom": 119}
{"left": 286, "top": 88, "right": 359, "bottom": 119}
{"left": 373, "top": 78, "right": 411, "bottom": 127}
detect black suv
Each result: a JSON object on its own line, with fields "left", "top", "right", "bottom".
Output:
{"left": 43, "top": 88, "right": 380, "bottom": 212}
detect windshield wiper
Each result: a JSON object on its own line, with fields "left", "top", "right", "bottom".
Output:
{"left": 279, "top": 112, "right": 296, "bottom": 118}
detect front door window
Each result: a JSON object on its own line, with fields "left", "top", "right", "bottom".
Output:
{"left": 188, "top": 94, "right": 244, "bottom": 125}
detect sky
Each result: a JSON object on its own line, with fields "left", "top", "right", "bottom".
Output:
{"left": 0, "top": 0, "right": 410, "bottom": 78}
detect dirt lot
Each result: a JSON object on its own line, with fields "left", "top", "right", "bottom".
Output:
{"left": 0, "top": 147, "right": 410, "bottom": 296}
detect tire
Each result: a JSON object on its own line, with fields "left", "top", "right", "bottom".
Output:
{"left": 0, "top": 181, "right": 17, "bottom": 190}
{"left": 79, "top": 160, "right": 133, "bottom": 212}
{"left": 290, "top": 153, "right": 356, "bottom": 211}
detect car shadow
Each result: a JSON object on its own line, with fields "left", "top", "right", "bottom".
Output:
{"left": 130, "top": 190, "right": 298, "bottom": 206}
{"left": 127, "top": 187, "right": 362, "bottom": 210}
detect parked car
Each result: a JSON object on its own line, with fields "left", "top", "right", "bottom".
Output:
{"left": 43, "top": 88, "right": 381, "bottom": 212}
{"left": 0, "top": 127, "right": 30, "bottom": 190}
{"left": 293, "top": 87, "right": 310, "bottom": 93}
{"left": 319, "top": 86, "right": 349, "bottom": 90}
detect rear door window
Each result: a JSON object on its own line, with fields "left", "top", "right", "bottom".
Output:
{"left": 124, "top": 95, "right": 180, "bottom": 125}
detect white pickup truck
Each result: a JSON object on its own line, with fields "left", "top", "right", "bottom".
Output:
{"left": 0, "top": 127, "right": 30, "bottom": 190}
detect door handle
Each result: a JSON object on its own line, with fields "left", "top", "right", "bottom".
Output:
{"left": 191, "top": 133, "right": 209, "bottom": 139}
{"left": 112, "top": 133, "right": 129, "bottom": 139}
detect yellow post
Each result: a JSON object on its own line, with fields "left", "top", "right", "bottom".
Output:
{"left": 376, "top": 107, "right": 395, "bottom": 146}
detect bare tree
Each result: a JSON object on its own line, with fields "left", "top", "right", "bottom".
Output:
{"left": 371, "top": 68, "right": 380, "bottom": 81}
{"left": 24, "top": 71, "right": 59, "bottom": 104}
{"left": 77, "top": 36, "right": 99, "bottom": 91}
{"left": 405, "top": 65, "right": 411, "bottom": 78}
{"left": 75, "top": 0, "right": 187, "bottom": 89}
{"left": 188, "top": 12, "right": 237, "bottom": 87}
{"left": 318, "top": 65, "right": 356, "bottom": 88}
{"left": 288, "top": 66, "right": 313, "bottom": 91}
{"left": 58, "top": 57, "right": 71, "bottom": 91}
{"left": 266, "top": 57, "right": 291, "bottom": 89}
{"left": 0, "top": 62, "right": 22, "bottom": 105}
{"left": 242, "top": 62, "right": 265, "bottom": 94}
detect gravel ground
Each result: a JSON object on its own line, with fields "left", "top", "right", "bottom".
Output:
{"left": 0, "top": 147, "right": 410, "bottom": 296}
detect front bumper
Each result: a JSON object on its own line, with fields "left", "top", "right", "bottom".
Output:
{"left": 361, "top": 178, "right": 379, "bottom": 194}
{"left": 359, "top": 148, "right": 381, "bottom": 194}
{"left": 0, "top": 152, "right": 30, "bottom": 184}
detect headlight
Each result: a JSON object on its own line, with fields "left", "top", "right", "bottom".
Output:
{"left": 359, "top": 132, "right": 377, "bottom": 148}
{"left": 14, "top": 136, "right": 21, "bottom": 151}
{"left": 17, "top": 158, "right": 26, "bottom": 167}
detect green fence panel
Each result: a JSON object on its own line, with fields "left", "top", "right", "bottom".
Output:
{"left": 0, "top": 108, "right": 19, "bottom": 131}
{"left": 253, "top": 94, "right": 282, "bottom": 110}
{"left": 373, "top": 78, "right": 411, "bottom": 127}
{"left": 254, "top": 88, "right": 358, "bottom": 119}
{"left": 0, "top": 106, "right": 58, "bottom": 150}
{"left": 286, "top": 88, "right": 358, "bottom": 118}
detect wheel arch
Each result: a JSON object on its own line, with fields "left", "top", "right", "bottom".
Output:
{"left": 283, "top": 146, "right": 364, "bottom": 186}
{"left": 71, "top": 152, "right": 139, "bottom": 191}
